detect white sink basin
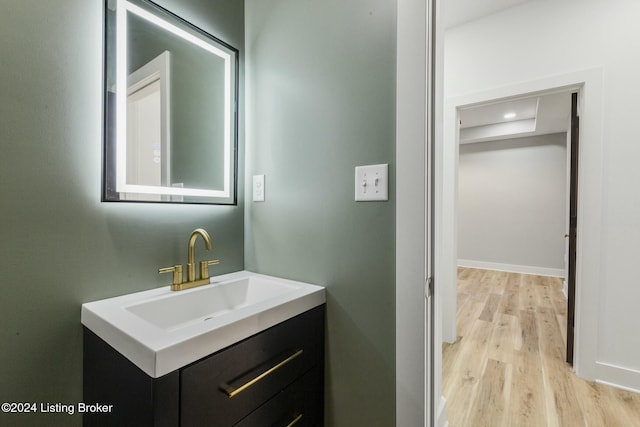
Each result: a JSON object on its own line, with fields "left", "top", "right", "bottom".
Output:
{"left": 125, "top": 276, "right": 297, "bottom": 331}
{"left": 81, "top": 271, "right": 325, "bottom": 378}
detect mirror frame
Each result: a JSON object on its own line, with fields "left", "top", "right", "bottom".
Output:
{"left": 102, "top": 0, "right": 239, "bottom": 205}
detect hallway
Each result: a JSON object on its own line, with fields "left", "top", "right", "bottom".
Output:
{"left": 442, "top": 268, "right": 640, "bottom": 426}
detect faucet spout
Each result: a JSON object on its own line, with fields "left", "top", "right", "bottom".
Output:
{"left": 160, "top": 228, "right": 220, "bottom": 291}
{"left": 187, "top": 228, "right": 212, "bottom": 282}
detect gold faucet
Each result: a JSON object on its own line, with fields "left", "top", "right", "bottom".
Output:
{"left": 159, "top": 228, "right": 220, "bottom": 291}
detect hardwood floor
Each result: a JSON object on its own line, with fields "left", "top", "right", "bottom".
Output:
{"left": 442, "top": 268, "right": 640, "bottom": 427}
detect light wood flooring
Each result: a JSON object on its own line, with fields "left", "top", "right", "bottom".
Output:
{"left": 442, "top": 268, "right": 640, "bottom": 427}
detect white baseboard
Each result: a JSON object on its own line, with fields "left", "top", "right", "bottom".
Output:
{"left": 595, "top": 361, "right": 640, "bottom": 393}
{"left": 563, "top": 279, "right": 568, "bottom": 299}
{"left": 457, "top": 259, "right": 565, "bottom": 278}
{"left": 436, "top": 395, "right": 448, "bottom": 427}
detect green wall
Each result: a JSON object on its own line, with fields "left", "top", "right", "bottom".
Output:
{"left": 1, "top": 0, "right": 397, "bottom": 425}
{"left": 245, "top": 0, "right": 397, "bottom": 425}
{"left": 0, "top": 1, "right": 244, "bottom": 426}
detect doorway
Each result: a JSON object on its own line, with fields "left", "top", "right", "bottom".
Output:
{"left": 443, "top": 86, "right": 580, "bottom": 336}
{"left": 440, "top": 88, "right": 580, "bottom": 425}
{"left": 455, "top": 88, "right": 577, "bottom": 349}
{"left": 434, "top": 68, "right": 606, "bottom": 426}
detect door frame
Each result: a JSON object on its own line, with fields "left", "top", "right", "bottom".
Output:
{"left": 395, "top": 0, "right": 428, "bottom": 423}
{"left": 396, "top": 0, "right": 440, "bottom": 425}
{"left": 436, "top": 69, "right": 605, "bottom": 395}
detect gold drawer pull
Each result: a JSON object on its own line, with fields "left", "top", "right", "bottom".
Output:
{"left": 286, "top": 413, "right": 303, "bottom": 427}
{"left": 220, "top": 349, "right": 304, "bottom": 398}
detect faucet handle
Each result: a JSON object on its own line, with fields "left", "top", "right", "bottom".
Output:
{"left": 199, "top": 259, "right": 220, "bottom": 280}
{"left": 159, "top": 264, "right": 183, "bottom": 286}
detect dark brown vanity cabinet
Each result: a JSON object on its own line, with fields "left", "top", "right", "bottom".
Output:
{"left": 83, "top": 305, "right": 325, "bottom": 426}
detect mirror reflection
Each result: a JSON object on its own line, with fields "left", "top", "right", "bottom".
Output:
{"left": 104, "top": 0, "right": 238, "bottom": 204}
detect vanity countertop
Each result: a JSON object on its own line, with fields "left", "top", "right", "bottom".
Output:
{"left": 81, "top": 271, "right": 325, "bottom": 377}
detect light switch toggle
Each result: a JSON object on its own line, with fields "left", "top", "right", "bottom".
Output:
{"left": 355, "top": 164, "right": 388, "bottom": 201}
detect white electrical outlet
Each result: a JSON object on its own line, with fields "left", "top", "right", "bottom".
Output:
{"left": 253, "top": 175, "right": 265, "bottom": 202}
{"left": 355, "top": 164, "right": 388, "bottom": 201}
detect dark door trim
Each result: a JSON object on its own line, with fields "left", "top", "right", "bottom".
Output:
{"left": 566, "top": 92, "right": 579, "bottom": 365}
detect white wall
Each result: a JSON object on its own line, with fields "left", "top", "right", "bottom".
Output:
{"left": 442, "top": 0, "right": 640, "bottom": 391}
{"left": 458, "top": 134, "right": 567, "bottom": 276}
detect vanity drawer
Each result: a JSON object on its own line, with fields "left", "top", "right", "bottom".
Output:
{"left": 235, "top": 366, "right": 323, "bottom": 427}
{"left": 180, "top": 305, "right": 324, "bottom": 427}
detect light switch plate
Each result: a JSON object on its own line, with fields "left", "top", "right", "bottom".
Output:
{"left": 253, "top": 175, "right": 265, "bottom": 202}
{"left": 355, "top": 164, "right": 388, "bottom": 201}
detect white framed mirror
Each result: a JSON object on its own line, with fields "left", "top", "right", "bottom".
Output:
{"left": 103, "top": 0, "right": 238, "bottom": 204}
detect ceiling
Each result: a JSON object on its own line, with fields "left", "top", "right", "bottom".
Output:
{"left": 459, "top": 92, "right": 572, "bottom": 144}
{"left": 441, "top": 0, "right": 534, "bottom": 29}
